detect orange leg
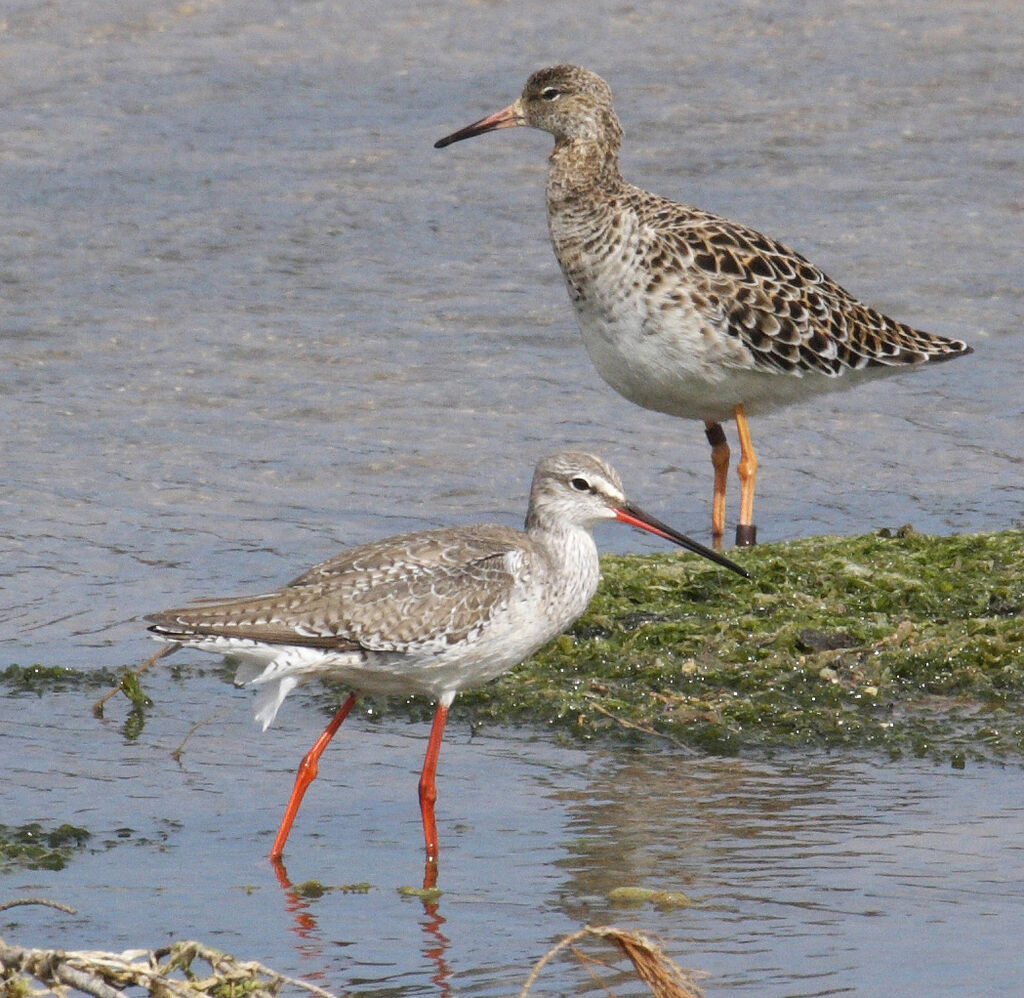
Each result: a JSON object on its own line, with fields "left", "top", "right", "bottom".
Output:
{"left": 704, "top": 420, "right": 730, "bottom": 548}
{"left": 419, "top": 700, "right": 451, "bottom": 884}
{"left": 270, "top": 692, "right": 358, "bottom": 861}
{"left": 734, "top": 403, "right": 758, "bottom": 546}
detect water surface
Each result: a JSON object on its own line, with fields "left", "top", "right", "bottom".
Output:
{"left": 5, "top": 671, "right": 1024, "bottom": 995}
{"left": 2, "top": 1, "right": 1022, "bottom": 994}
{"left": 2, "top": 0, "right": 1021, "bottom": 671}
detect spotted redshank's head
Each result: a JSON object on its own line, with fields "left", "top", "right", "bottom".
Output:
{"left": 526, "top": 451, "right": 749, "bottom": 578}
{"left": 434, "top": 65, "right": 622, "bottom": 151}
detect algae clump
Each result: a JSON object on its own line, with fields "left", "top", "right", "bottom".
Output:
{"left": 0, "top": 822, "right": 91, "bottom": 872}
{"left": 460, "top": 530, "right": 1024, "bottom": 762}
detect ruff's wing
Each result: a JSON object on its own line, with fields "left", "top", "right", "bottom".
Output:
{"left": 146, "top": 524, "right": 529, "bottom": 653}
{"left": 636, "top": 193, "right": 971, "bottom": 377}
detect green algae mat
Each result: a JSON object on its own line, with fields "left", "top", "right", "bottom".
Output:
{"left": 462, "top": 529, "right": 1024, "bottom": 764}
{"left": 6, "top": 530, "right": 1022, "bottom": 766}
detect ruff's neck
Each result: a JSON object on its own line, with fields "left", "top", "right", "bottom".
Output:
{"left": 547, "top": 137, "right": 625, "bottom": 207}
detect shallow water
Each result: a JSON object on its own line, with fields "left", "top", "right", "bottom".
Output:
{"left": 2, "top": 0, "right": 1023, "bottom": 993}
{"left": 4, "top": 670, "right": 1024, "bottom": 995}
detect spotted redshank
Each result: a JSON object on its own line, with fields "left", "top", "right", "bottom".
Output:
{"left": 435, "top": 65, "right": 973, "bottom": 547}
{"left": 145, "top": 451, "right": 747, "bottom": 880}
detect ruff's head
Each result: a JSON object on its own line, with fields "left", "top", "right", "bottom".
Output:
{"left": 517, "top": 66, "right": 621, "bottom": 147}
{"left": 435, "top": 65, "right": 623, "bottom": 152}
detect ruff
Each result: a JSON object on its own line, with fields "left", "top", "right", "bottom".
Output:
{"left": 435, "top": 65, "right": 972, "bottom": 546}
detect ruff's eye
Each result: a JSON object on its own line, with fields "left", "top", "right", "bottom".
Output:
{"left": 569, "top": 476, "right": 591, "bottom": 492}
{"left": 540, "top": 87, "right": 561, "bottom": 102}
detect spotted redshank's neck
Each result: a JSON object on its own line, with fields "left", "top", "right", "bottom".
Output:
{"left": 525, "top": 512, "right": 602, "bottom": 619}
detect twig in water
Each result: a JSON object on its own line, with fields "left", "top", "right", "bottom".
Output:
{"left": 170, "top": 708, "right": 234, "bottom": 764}
{"left": 0, "top": 898, "right": 77, "bottom": 914}
{"left": 519, "top": 924, "right": 705, "bottom": 998}
{"left": 587, "top": 699, "right": 699, "bottom": 755}
{"left": 92, "top": 643, "right": 180, "bottom": 718}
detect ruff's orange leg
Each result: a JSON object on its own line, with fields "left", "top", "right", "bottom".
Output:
{"left": 270, "top": 692, "right": 358, "bottom": 861}
{"left": 734, "top": 404, "right": 758, "bottom": 546}
{"left": 419, "top": 699, "right": 451, "bottom": 886}
{"left": 704, "top": 421, "right": 730, "bottom": 548}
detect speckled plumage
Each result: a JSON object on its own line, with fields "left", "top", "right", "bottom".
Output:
{"left": 437, "top": 64, "right": 971, "bottom": 418}
{"left": 435, "top": 65, "right": 973, "bottom": 543}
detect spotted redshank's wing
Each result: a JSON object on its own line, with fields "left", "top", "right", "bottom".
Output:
{"left": 629, "top": 192, "right": 971, "bottom": 376}
{"left": 146, "top": 524, "right": 529, "bottom": 652}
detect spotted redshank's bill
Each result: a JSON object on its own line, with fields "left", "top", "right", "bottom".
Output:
{"left": 146, "top": 451, "right": 747, "bottom": 882}
{"left": 435, "top": 66, "right": 973, "bottom": 548}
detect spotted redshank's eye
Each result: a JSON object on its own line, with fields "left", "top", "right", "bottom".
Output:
{"left": 569, "top": 476, "right": 591, "bottom": 492}
{"left": 540, "top": 87, "right": 561, "bottom": 102}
